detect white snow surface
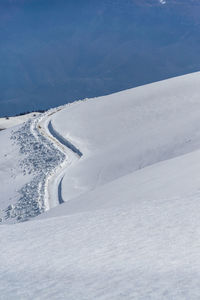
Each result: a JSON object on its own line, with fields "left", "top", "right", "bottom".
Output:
{"left": 0, "top": 112, "right": 41, "bottom": 212}
{"left": 51, "top": 72, "right": 200, "bottom": 203}
{"left": 0, "top": 127, "right": 33, "bottom": 210}
{"left": 0, "top": 112, "right": 40, "bottom": 130}
{"left": 1, "top": 72, "right": 200, "bottom": 299}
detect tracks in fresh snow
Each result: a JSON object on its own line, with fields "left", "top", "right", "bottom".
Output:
{"left": 58, "top": 176, "right": 65, "bottom": 204}
{"left": 37, "top": 110, "right": 82, "bottom": 210}
{"left": 48, "top": 121, "right": 83, "bottom": 157}
{"left": 1, "top": 108, "right": 82, "bottom": 223}
{"left": 1, "top": 117, "right": 65, "bottom": 223}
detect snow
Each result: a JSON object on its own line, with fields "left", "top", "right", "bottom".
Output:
{"left": 51, "top": 72, "right": 200, "bottom": 202}
{"left": 1, "top": 72, "right": 200, "bottom": 298}
{"left": 41, "top": 147, "right": 200, "bottom": 218}
{"left": 2, "top": 199, "right": 200, "bottom": 300}
{"left": 0, "top": 112, "right": 40, "bottom": 130}
{"left": 0, "top": 126, "right": 32, "bottom": 212}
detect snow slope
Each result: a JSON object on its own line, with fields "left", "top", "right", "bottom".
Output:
{"left": 51, "top": 72, "right": 200, "bottom": 203}
{"left": 0, "top": 127, "right": 33, "bottom": 211}
{"left": 1, "top": 72, "right": 200, "bottom": 298}
{"left": 0, "top": 112, "right": 40, "bottom": 130}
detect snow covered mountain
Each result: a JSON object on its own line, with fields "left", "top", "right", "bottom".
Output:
{"left": 1, "top": 72, "right": 200, "bottom": 298}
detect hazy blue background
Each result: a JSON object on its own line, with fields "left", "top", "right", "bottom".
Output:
{"left": 1, "top": 0, "right": 200, "bottom": 116}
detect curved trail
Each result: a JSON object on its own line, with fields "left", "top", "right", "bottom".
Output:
{"left": 48, "top": 121, "right": 83, "bottom": 157}
{"left": 58, "top": 177, "right": 65, "bottom": 204}
{"left": 1, "top": 108, "right": 82, "bottom": 224}
{"left": 37, "top": 108, "right": 82, "bottom": 210}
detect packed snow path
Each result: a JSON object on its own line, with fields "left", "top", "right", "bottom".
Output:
{"left": 37, "top": 114, "right": 82, "bottom": 209}
{"left": 48, "top": 120, "right": 83, "bottom": 157}
{"left": 1, "top": 108, "right": 82, "bottom": 223}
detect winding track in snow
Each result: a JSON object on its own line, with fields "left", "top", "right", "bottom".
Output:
{"left": 1, "top": 108, "right": 82, "bottom": 223}
{"left": 48, "top": 121, "right": 83, "bottom": 157}
{"left": 37, "top": 108, "right": 83, "bottom": 209}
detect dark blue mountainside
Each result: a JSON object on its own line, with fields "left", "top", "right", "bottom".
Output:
{"left": 1, "top": 0, "right": 200, "bottom": 116}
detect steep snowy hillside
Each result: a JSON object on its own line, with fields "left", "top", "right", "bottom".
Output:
{"left": 1, "top": 72, "right": 200, "bottom": 299}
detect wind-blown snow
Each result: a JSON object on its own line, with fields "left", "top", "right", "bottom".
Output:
{"left": 1, "top": 72, "right": 200, "bottom": 299}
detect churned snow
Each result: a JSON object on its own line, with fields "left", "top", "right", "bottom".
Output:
{"left": 1, "top": 72, "right": 200, "bottom": 299}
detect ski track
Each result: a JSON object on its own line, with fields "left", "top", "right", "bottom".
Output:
{"left": 1, "top": 107, "right": 82, "bottom": 224}
{"left": 48, "top": 120, "right": 83, "bottom": 157}
{"left": 58, "top": 176, "right": 65, "bottom": 204}
{"left": 37, "top": 112, "right": 82, "bottom": 209}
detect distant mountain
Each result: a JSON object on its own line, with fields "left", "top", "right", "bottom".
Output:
{"left": 1, "top": 0, "right": 200, "bottom": 116}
